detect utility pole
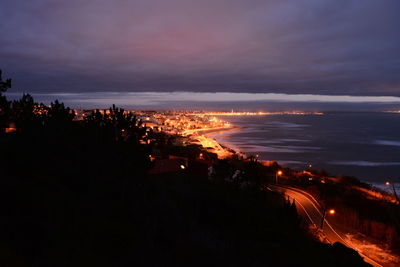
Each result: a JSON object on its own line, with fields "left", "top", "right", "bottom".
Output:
{"left": 392, "top": 183, "right": 399, "bottom": 203}
{"left": 320, "top": 208, "right": 335, "bottom": 229}
{"left": 386, "top": 181, "right": 399, "bottom": 203}
{"left": 276, "top": 170, "right": 282, "bottom": 184}
{"left": 320, "top": 178, "right": 335, "bottom": 229}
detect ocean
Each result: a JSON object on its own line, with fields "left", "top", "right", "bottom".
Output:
{"left": 210, "top": 112, "right": 400, "bottom": 190}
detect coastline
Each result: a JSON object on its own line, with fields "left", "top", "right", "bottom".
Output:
{"left": 189, "top": 125, "right": 274, "bottom": 165}
{"left": 182, "top": 114, "right": 400, "bottom": 197}
{"left": 205, "top": 128, "right": 278, "bottom": 166}
{"left": 184, "top": 125, "right": 242, "bottom": 159}
{"left": 196, "top": 124, "right": 400, "bottom": 196}
{"left": 203, "top": 127, "right": 245, "bottom": 157}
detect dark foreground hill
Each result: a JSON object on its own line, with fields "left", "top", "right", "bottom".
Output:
{"left": 0, "top": 133, "right": 368, "bottom": 266}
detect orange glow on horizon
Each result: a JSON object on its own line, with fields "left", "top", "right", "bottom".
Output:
{"left": 193, "top": 111, "right": 324, "bottom": 116}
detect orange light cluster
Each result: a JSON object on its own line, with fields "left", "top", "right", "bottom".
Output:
{"left": 33, "top": 104, "right": 48, "bottom": 115}
{"left": 195, "top": 111, "right": 324, "bottom": 116}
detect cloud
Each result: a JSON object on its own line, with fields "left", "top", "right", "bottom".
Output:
{"left": 1, "top": 0, "right": 400, "bottom": 95}
{"left": 6, "top": 92, "right": 400, "bottom": 110}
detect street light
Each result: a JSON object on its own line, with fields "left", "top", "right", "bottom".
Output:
{"left": 321, "top": 208, "right": 335, "bottom": 229}
{"left": 276, "top": 170, "right": 283, "bottom": 184}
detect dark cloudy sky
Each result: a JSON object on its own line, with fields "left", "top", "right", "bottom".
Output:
{"left": 1, "top": 0, "right": 400, "bottom": 96}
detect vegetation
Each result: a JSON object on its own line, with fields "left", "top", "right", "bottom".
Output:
{"left": 0, "top": 70, "right": 368, "bottom": 266}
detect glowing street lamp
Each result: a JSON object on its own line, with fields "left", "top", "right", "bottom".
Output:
{"left": 321, "top": 208, "right": 336, "bottom": 229}
{"left": 276, "top": 170, "right": 283, "bottom": 184}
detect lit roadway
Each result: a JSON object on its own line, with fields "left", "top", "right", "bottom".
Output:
{"left": 268, "top": 185, "right": 382, "bottom": 267}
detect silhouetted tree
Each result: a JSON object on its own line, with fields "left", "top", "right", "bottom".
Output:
{"left": 0, "top": 70, "right": 12, "bottom": 131}
{"left": 47, "top": 99, "right": 75, "bottom": 123}
{"left": 0, "top": 69, "right": 11, "bottom": 95}
{"left": 85, "top": 104, "right": 146, "bottom": 143}
{"left": 11, "top": 94, "right": 37, "bottom": 130}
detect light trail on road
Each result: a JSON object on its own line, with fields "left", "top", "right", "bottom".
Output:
{"left": 268, "top": 185, "right": 382, "bottom": 267}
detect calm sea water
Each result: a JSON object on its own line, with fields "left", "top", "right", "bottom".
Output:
{"left": 211, "top": 112, "right": 400, "bottom": 188}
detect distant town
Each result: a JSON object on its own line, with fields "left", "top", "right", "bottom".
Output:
{"left": 72, "top": 109, "right": 324, "bottom": 158}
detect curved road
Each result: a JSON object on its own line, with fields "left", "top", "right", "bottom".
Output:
{"left": 268, "top": 185, "right": 382, "bottom": 267}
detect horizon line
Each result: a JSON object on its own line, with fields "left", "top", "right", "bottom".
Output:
{"left": 6, "top": 91, "right": 400, "bottom": 104}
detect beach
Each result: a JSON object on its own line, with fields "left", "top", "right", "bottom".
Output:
{"left": 183, "top": 125, "right": 241, "bottom": 159}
